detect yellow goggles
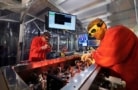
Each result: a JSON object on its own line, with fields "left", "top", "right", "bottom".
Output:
{"left": 88, "top": 24, "right": 99, "bottom": 37}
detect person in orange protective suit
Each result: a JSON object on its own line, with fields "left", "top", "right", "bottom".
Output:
{"left": 81, "top": 18, "right": 138, "bottom": 90}
{"left": 29, "top": 32, "right": 52, "bottom": 61}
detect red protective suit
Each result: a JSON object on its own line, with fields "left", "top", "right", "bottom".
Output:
{"left": 29, "top": 36, "right": 51, "bottom": 61}
{"left": 92, "top": 25, "right": 138, "bottom": 90}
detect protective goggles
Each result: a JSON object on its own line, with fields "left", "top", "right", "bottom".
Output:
{"left": 88, "top": 21, "right": 103, "bottom": 37}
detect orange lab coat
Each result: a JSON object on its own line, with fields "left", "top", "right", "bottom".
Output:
{"left": 92, "top": 25, "right": 138, "bottom": 90}
{"left": 29, "top": 36, "right": 51, "bottom": 61}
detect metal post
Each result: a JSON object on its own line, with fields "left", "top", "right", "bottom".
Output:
{"left": 134, "top": 0, "right": 138, "bottom": 24}
{"left": 16, "top": 23, "right": 25, "bottom": 63}
{"left": 57, "top": 35, "right": 60, "bottom": 52}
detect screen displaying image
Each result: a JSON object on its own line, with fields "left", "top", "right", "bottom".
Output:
{"left": 48, "top": 11, "right": 76, "bottom": 30}
{"left": 78, "top": 34, "right": 88, "bottom": 46}
{"left": 87, "top": 40, "right": 100, "bottom": 46}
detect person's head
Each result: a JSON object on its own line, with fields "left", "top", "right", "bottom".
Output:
{"left": 42, "top": 32, "right": 51, "bottom": 42}
{"left": 87, "top": 18, "right": 107, "bottom": 40}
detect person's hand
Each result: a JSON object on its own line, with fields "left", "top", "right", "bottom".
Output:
{"left": 41, "top": 44, "right": 50, "bottom": 50}
{"left": 81, "top": 53, "right": 91, "bottom": 62}
{"left": 87, "top": 58, "right": 95, "bottom": 64}
{"left": 81, "top": 53, "right": 95, "bottom": 64}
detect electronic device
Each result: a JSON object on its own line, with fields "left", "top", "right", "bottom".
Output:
{"left": 78, "top": 34, "right": 88, "bottom": 46}
{"left": 47, "top": 11, "right": 76, "bottom": 30}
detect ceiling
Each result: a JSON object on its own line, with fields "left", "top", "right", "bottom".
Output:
{"left": 0, "top": 0, "right": 138, "bottom": 33}
{"left": 49, "top": 0, "right": 138, "bottom": 29}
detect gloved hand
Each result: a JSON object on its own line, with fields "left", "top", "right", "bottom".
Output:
{"left": 81, "top": 53, "right": 91, "bottom": 62}
{"left": 87, "top": 58, "right": 95, "bottom": 64}
{"left": 41, "top": 44, "right": 51, "bottom": 50}
{"left": 81, "top": 53, "right": 95, "bottom": 64}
